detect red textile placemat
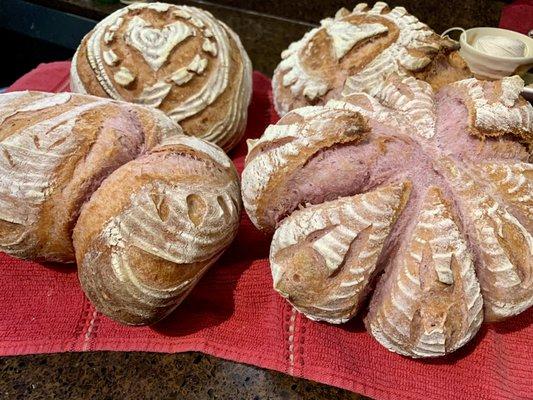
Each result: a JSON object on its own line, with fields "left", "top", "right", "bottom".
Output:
{"left": 499, "top": 0, "right": 533, "bottom": 35}
{"left": 1, "top": 61, "right": 532, "bottom": 400}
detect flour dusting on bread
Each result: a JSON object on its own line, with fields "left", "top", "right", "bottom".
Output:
{"left": 242, "top": 74, "right": 533, "bottom": 357}
{"left": 273, "top": 1, "right": 460, "bottom": 115}
{"left": 71, "top": 3, "right": 252, "bottom": 151}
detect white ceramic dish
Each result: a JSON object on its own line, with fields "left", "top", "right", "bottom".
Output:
{"left": 458, "top": 27, "right": 533, "bottom": 79}
{"left": 443, "top": 27, "right": 533, "bottom": 79}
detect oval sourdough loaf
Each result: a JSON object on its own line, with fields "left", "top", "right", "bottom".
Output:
{"left": 242, "top": 75, "right": 533, "bottom": 357}
{"left": 272, "top": 1, "right": 471, "bottom": 116}
{"left": 71, "top": 2, "right": 253, "bottom": 151}
{"left": 0, "top": 91, "right": 241, "bottom": 325}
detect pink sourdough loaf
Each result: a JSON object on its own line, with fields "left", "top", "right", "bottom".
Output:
{"left": 242, "top": 74, "right": 533, "bottom": 358}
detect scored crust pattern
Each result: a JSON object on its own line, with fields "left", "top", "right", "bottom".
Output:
{"left": 75, "top": 135, "right": 241, "bottom": 324}
{"left": 0, "top": 93, "right": 105, "bottom": 259}
{"left": 270, "top": 182, "right": 410, "bottom": 324}
{"left": 71, "top": 2, "right": 253, "bottom": 151}
{"left": 0, "top": 91, "right": 241, "bottom": 325}
{"left": 272, "top": 2, "right": 464, "bottom": 116}
{"left": 242, "top": 75, "right": 532, "bottom": 357}
{"left": 0, "top": 91, "right": 176, "bottom": 262}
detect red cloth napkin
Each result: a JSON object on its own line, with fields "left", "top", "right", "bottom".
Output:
{"left": 499, "top": 0, "right": 533, "bottom": 35}
{"left": 1, "top": 61, "right": 532, "bottom": 400}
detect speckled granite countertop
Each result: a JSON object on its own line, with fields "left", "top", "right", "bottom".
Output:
{"left": 0, "top": 352, "right": 364, "bottom": 399}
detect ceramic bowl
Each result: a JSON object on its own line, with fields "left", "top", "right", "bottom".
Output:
{"left": 456, "top": 27, "right": 533, "bottom": 79}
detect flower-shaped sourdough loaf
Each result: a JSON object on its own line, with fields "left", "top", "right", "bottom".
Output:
{"left": 71, "top": 2, "right": 252, "bottom": 151}
{"left": 272, "top": 2, "right": 470, "bottom": 116}
{"left": 242, "top": 75, "right": 533, "bottom": 358}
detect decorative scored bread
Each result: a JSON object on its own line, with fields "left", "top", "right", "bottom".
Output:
{"left": 366, "top": 186, "right": 483, "bottom": 357}
{"left": 71, "top": 2, "right": 253, "bottom": 151}
{"left": 74, "top": 136, "right": 241, "bottom": 325}
{"left": 272, "top": 1, "right": 470, "bottom": 116}
{"left": 242, "top": 75, "right": 532, "bottom": 357}
{"left": 437, "top": 157, "right": 532, "bottom": 322}
{"left": 0, "top": 91, "right": 241, "bottom": 325}
{"left": 0, "top": 91, "right": 176, "bottom": 262}
{"left": 242, "top": 106, "right": 369, "bottom": 231}
{"left": 475, "top": 162, "right": 532, "bottom": 232}
{"left": 271, "top": 182, "right": 410, "bottom": 324}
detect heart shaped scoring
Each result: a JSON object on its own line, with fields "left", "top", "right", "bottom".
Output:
{"left": 72, "top": 3, "right": 253, "bottom": 151}
{"left": 124, "top": 16, "right": 194, "bottom": 71}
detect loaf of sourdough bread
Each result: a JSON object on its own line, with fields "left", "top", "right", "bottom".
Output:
{"left": 0, "top": 91, "right": 241, "bottom": 325}
{"left": 0, "top": 91, "right": 175, "bottom": 262}
{"left": 74, "top": 135, "right": 241, "bottom": 325}
{"left": 71, "top": 2, "right": 253, "bottom": 151}
{"left": 242, "top": 75, "right": 533, "bottom": 357}
{"left": 272, "top": 2, "right": 471, "bottom": 116}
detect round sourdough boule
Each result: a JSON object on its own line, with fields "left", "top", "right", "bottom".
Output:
{"left": 0, "top": 90, "right": 179, "bottom": 262}
{"left": 71, "top": 2, "right": 253, "bottom": 151}
{"left": 73, "top": 135, "right": 241, "bottom": 325}
{"left": 272, "top": 1, "right": 471, "bottom": 116}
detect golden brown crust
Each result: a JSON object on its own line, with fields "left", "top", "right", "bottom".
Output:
{"left": 270, "top": 181, "right": 411, "bottom": 323}
{"left": 365, "top": 186, "right": 483, "bottom": 358}
{"left": 71, "top": 3, "right": 252, "bottom": 151}
{"left": 37, "top": 106, "right": 137, "bottom": 260}
{"left": 74, "top": 139, "right": 241, "bottom": 325}
{"left": 437, "top": 157, "right": 532, "bottom": 322}
{"left": 242, "top": 106, "right": 369, "bottom": 232}
{"left": 74, "top": 36, "right": 109, "bottom": 98}
{"left": 0, "top": 91, "right": 181, "bottom": 262}
{"left": 414, "top": 51, "right": 471, "bottom": 92}
{"left": 72, "top": 146, "right": 232, "bottom": 260}
{"left": 272, "top": 2, "right": 469, "bottom": 116}
{"left": 450, "top": 76, "right": 533, "bottom": 146}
